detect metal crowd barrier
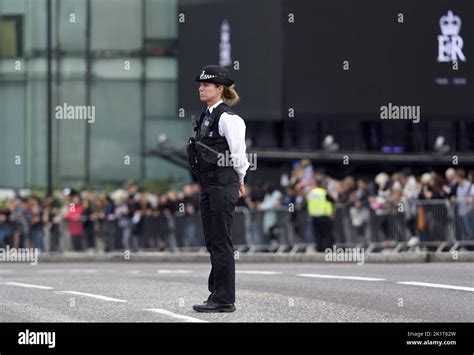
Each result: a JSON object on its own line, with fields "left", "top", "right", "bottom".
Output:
{"left": 288, "top": 209, "right": 313, "bottom": 254}
{"left": 365, "top": 202, "right": 411, "bottom": 252}
{"left": 410, "top": 199, "right": 455, "bottom": 252}
{"left": 238, "top": 199, "right": 470, "bottom": 253}
{"left": 172, "top": 207, "right": 251, "bottom": 252}
{"left": 8, "top": 199, "right": 472, "bottom": 253}
{"left": 452, "top": 198, "right": 474, "bottom": 250}
{"left": 246, "top": 207, "right": 292, "bottom": 253}
{"left": 174, "top": 212, "right": 204, "bottom": 251}
{"left": 334, "top": 204, "right": 357, "bottom": 248}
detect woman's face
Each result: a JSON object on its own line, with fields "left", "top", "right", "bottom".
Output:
{"left": 198, "top": 82, "right": 222, "bottom": 103}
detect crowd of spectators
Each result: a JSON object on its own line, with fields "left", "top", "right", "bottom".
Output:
{"left": 0, "top": 163, "right": 472, "bottom": 253}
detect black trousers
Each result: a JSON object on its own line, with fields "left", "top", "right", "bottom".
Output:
{"left": 71, "top": 235, "right": 84, "bottom": 251}
{"left": 84, "top": 225, "right": 95, "bottom": 249}
{"left": 199, "top": 167, "right": 240, "bottom": 304}
{"left": 312, "top": 216, "right": 334, "bottom": 252}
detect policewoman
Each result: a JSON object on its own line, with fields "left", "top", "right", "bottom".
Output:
{"left": 188, "top": 65, "right": 250, "bottom": 313}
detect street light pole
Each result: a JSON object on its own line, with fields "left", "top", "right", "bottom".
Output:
{"left": 46, "top": 0, "right": 53, "bottom": 197}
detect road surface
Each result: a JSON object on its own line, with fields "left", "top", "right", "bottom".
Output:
{"left": 0, "top": 262, "right": 473, "bottom": 322}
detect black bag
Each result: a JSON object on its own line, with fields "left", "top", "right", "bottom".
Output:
{"left": 186, "top": 137, "right": 200, "bottom": 176}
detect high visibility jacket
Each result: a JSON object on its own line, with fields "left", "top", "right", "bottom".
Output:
{"left": 307, "top": 187, "right": 333, "bottom": 217}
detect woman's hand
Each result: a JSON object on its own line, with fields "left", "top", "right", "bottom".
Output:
{"left": 239, "top": 181, "right": 245, "bottom": 198}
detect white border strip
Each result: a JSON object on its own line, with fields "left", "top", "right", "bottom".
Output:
{"left": 157, "top": 270, "right": 193, "bottom": 274}
{"left": 397, "top": 281, "right": 474, "bottom": 292}
{"left": 144, "top": 309, "right": 208, "bottom": 323}
{"left": 237, "top": 271, "right": 283, "bottom": 275}
{"left": 3, "top": 282, "right": 53, "bottom": 289}
{"left": 298, "top": 273, "right": 386, "bottom": 281}
{"left": 55, "top": 291, "right": 128, "bottom": 302}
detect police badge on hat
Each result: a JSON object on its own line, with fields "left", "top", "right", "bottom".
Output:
{"left": 195, "top": 65, "right": 234, "bottom": 86}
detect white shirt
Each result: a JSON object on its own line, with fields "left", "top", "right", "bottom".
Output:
{"left": 207, "top": 99, "right": 250, "bottom": 182}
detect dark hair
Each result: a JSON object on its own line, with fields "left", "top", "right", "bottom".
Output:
{"left": 315, "top": 178, "right": 325, "bottom": 187}
{"left": 456, "top": 169, "right": 466, "bottom": 179}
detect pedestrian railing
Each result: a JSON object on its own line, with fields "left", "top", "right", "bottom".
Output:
{"left": 2, "top": 199, "right": 472, "bottom": 253}
{"left": 410, "top": 199, "right": 455, "bottom": 251}
{"left": 117, "top": 199, "right": 472, "bottom": 253}
{"left": 452, "top": 198, "right": 474, "bottom": 250}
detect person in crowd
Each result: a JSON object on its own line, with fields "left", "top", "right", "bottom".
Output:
{"left": 444, "top": 168, "right": 457, "bottom": 195}
{"left": 82, "top": 191, "right": 97, "bottom": 251}
{"left": 60, "top": 188, "right": 75, "bottom": 251}
{"left": 27, "top": 196, "right": 44, "bottom": 251}
{"left": 368, "top": 172, "right": 392, "bottom": 242}
{"left": 43, "top": 196, "right": 62, "bottom": 252}
{"left": 306, "top": 178, "right": 335, "bottom": 252}
{"left": 133, "top": 194, "right": 151, "bottom": 249}
{"left": 143, "top": 195, "right": 156, "bottom": 249}
{"left": 116, "top": 193, "right": 133, "bottom": 252}
{"left": 0, "top": 165, "right": 470, "bottom": 255}
{"left": 182, "top": 184, "right": 200, "bottom": 248}
{"left": 127, "top": 180, "right": 142, "bottom": 202}
{"left": 94, "top": 194, "right": 108, "bottom": 252}
{"left": 450, "top": 169, "right": 474, "bottom": 240}
{"left": 65, "top": 193, "right": 85, "bottom": 251}
{"left": 256, "top": 182, "right": 283, "bottom": 251}
{"left": 240, "top": 183, "right": 265, "bottom": 248}
{"left": 335, "top": 176, "right": 356, "bottom": 204}
{"left": 349, "top": 178, "right": 370, "bottom": 246}
{"left": 9, "top": 196, "right": 28, "bottom": 249}
{"left": 103, "top": 195, "right": 117, "bottom": 251}
{"left": 0, "top": 208, "right": 12, "bottom": 248}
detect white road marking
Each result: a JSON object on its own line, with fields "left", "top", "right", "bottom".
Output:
{"left": 36, "top": 269, "right": 98, "bottom": 274}
{"left": 397, "top": 281, "right": 474, "bottom": 292}
{"left": 67, "top": 269, "right": 98, "bottom": 273}
{"left": 298, "top": 273, "right": 386, "bottom": 281}
{"left": 144, "top": 308, "right": 208, "bottom": 323}
{"left": 36, "top": 270, "right": 66, "bottom": 273}
{"left": 237, "top": 271, "right": 283, "bottom": 275}
{"left": 3, "top": 282, "right": 54, "bottom": 290}
{"left": 126, "top": 270, "right": 141, "bottom": 274}
{"left": 54, "top": 291, "right": 128, "bottom": 302}
{"left": 157, "top": 270, "right": 193, "bottom": 274}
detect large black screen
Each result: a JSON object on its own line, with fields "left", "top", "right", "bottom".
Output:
{"left": 284, "top": 0, "right": 474, "bottom": 117}
{"left": 178, "top": 0, "right": 474, "bottom": 120}
{"left": 178, "top": 0, "right": 283, "bottom": 120}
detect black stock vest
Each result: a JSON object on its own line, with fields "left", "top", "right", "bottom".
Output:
{"left": 195, "top": 102, "right": 235, "bottom": 172}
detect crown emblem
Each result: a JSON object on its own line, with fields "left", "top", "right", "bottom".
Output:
{"left": 440, "top": 11, "right": 461, "bottom": 36}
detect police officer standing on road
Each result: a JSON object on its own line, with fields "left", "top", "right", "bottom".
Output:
{"left": 187, "top": 65, "right": 250, "bottom": 313}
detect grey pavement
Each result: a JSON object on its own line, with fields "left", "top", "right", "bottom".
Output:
{"left": 1, "top": 262, "right": 473, "bottom": 322}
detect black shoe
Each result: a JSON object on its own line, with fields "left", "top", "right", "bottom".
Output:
{"left": 193, "top": 301, "right": 236, "bottom": 313}
{"left": 203, "top": 293, "right": 214, "bottom": 304}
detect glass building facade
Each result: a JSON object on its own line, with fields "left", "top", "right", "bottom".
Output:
{"left": 0, "top": 0, "right": 190, "bottom": 189}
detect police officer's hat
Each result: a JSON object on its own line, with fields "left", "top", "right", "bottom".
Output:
{"left": 195, "top": 65, "right": 234, "bottom": 86}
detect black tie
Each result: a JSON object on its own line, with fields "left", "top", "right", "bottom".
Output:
{"left": 206, "top": 108, "right": 211, "bottom": 116}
